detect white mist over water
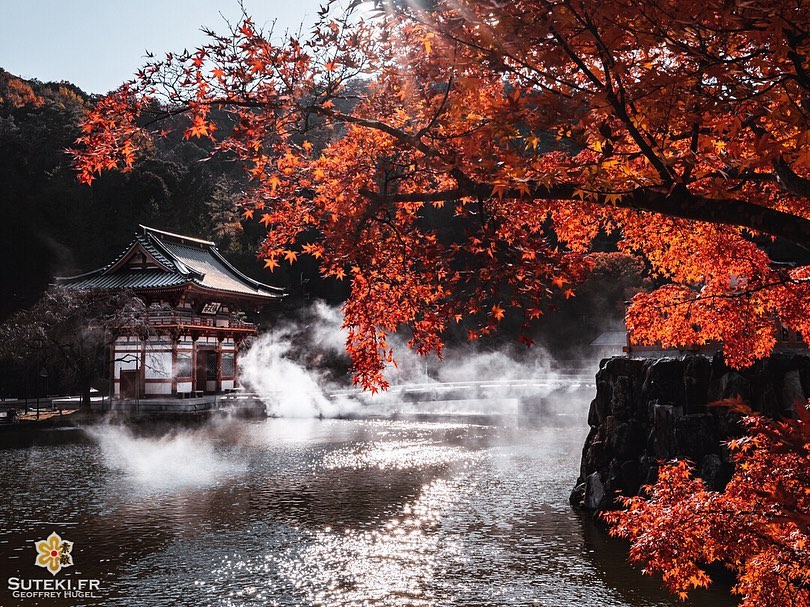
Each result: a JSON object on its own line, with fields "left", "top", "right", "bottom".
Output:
{"left": 87, "top": 424, "right": 245, "bottom": 490}
{"left": 238, "top": 331, "right": 338, "bottom": 417}
{"left": 238, "top": 302, "right": 360, "bottom": 417}
{"left": 81, "top": 301, "right": 595, "bottom": 495}
{"left": 238, "top": 301, "right": 595, "bottom": 419}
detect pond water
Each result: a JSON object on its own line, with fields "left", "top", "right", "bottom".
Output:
{"left": 0, "top": 399, "right": 737, "bottom": 606}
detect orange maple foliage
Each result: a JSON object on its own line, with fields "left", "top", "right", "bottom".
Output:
{"left": 604, "top": 400, "right": 810, "bottom": 606}
{"left": 70, "top": 1, "right": 810, "bottom": 391}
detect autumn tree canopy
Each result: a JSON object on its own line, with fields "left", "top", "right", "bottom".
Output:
{"left": 604, "top": 400, "right": 810, "bottom": 606}
{"left": 72, "top": 0, "right": 810, "bottom": 389}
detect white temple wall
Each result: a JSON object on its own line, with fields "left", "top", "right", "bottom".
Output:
{"left": 144, "top": 383, "right": 172, "bottom": 395}
{"left": 110, "top": 331, "right": 247, "bottom": 398}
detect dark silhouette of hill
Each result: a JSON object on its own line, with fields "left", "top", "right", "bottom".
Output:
{"left": 0, "top": 69, "right": 350, "bottom": 322}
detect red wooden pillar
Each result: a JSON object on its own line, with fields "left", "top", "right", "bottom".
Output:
{"left": 139, "top": 336, "right": 147, "bottom": 399}
{"left": 191, "top": 336, "right": 198, "bottom": 393}
{"left": 109, "top": 340, "right": 116, "bottom": 401}
{"left": 233, "top": 338, "right": 240, "bottom": 387}
{"left": 171, "top": 336, "right": 178, "bottom": 396}
{"left": 216, "top": 337, "right": 223, "bottom": 393}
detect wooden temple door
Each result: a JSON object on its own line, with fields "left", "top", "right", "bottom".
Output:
{"left": 194, "top": 352, "right": 207, "bottom": 394}
{"left": 206, "top": 350, "right": 219, "bottom": 392}
{"left": 194, "top": 349, "right": 219, "bottom": 393}
{"left": 120, "top": 370, "right": 141, "bottom": 400}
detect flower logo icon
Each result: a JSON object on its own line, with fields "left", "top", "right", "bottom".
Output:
{"left": 34, "top": 532, "right": 73, "bottom": 575}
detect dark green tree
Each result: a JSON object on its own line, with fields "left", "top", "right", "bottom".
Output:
{"left": 0, "top": 288, "right": 149, "bottom": 409}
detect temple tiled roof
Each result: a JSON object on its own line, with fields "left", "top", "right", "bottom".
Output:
{"left": 62, "top": 270, "right": 189, "bottom": 291}
{"left": 57, "top": 225, "right": 284, "bottom": 301}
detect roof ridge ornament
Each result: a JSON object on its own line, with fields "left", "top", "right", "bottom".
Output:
{"left": 139, "top": 224, "right": 216, "bottom": 247}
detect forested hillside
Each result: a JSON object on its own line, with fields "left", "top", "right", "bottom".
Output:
{"left": 0, "top": 68, "right": 340, "bottom": 321}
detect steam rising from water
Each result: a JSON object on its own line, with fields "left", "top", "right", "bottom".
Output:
{"left": 238, "top": 333, "right": 339, "bottom": 418}
{"left": 87, "top": 425, "right": 244, "bottom": 490}
{"left": 85, "top": 301, "right": 591, "bottom": 492}
{"left": 238, "top": 302, "right": 359, "bottom": 417}
{"left": 239, "top": 301, "right": 594, "bottom": 418}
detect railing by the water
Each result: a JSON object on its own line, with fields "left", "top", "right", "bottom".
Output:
{"left": 328, "top": 376, "right": 595, "bottom": 398}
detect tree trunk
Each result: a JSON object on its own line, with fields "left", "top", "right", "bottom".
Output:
{"left": 80, "top": 377, "right": 92, "bottom": 411}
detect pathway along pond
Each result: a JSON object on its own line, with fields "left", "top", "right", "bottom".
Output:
{"left": 0, "top": 394, "right": 737, "bottom": 606}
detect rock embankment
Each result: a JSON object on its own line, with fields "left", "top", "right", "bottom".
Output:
{"left": 570, "top": 353, "right": 810, "bottom": 510}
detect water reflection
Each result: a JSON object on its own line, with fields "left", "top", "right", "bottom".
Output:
{"left": 0, "top": 409, "right": 737, "bottom": 606}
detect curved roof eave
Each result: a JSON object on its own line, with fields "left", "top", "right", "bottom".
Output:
{"left": 186, "top": 281, "right": 285, "bottom": 301}
{"left": 207, "top": 246, "right": 286, "bottom": 293}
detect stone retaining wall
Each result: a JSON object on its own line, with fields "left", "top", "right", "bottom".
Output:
{"left": 569, "top": 353, "right": 810, "bottom": 510}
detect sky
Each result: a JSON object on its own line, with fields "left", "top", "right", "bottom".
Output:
{"left": 0, "top": 1, "right": 325, "bottom": 94}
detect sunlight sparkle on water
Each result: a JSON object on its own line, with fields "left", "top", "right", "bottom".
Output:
{"left": 0, "top": 413, "right": 738, "bottom": 606}
{"left": 196, "top": 426, "right": 480, "bottom": 606}
{"left": 266, "top": 478, "right": 469, "bottom": 606}
{"left": 322, "top": 439, "right": 478, "bottom": 471}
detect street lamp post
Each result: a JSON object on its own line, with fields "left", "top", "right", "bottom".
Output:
{"left": 40, "top": 368, "right": 48, "bottom": 411}
{"left": 35, "top": 367, "right": 47, "bottom": 421}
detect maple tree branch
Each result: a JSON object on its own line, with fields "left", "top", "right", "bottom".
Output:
{"left": 358, "top": 182, "right": 810, "bottom": 251}
{"left": 739, "top": 119, "right": 810, "bottom": 199}
{"left": 415, "top": 76, "right": 454, "bottom": 140}
{"left": 543, "top": 10, "right": 675, "bottom": 185}
{"left": 307, "top": 105, "right": 438, "bottom": 157}
{"left": 647, "top": 276, "right": 810, "bottom": 312}
{"left": 401, "top": 10, "right": 586, "bottom": 98}
{"left": 784, "top": 30, "right": 810, "bottom": 91}
{"left": 773, "top": 158, "right": 810, "bottom": 199}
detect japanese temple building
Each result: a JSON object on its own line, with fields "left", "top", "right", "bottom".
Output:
{"left": 56, "top": 225, "right": 284, "bottom": 399}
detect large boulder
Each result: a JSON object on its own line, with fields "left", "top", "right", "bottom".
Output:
{"left": 584, "top": 472, "right": 607, "bottom": 510}
{"left": 699, "top": 454, "right": 733, "bottom": 491}
{"left": 653, "top": 403, "right": 681, "bottom": 459}
{"left": 674, "top": 413, "right": 720, "bottom": 459}
{"left": 683, "top": 355, "right": 712, "bottom": 412}
{"left": 643, "top": 358, "right": 686, "bottom": 408}
{"left": 781, "top": 370, "right": 804, "bottom": 415}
